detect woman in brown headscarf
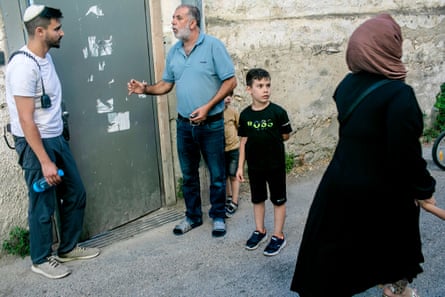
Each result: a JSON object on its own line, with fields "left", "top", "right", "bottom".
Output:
{"left": 290, "top": 14, "right": 435, "bottom": 297}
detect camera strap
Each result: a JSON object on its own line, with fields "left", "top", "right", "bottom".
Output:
{"left": 9, "top": 50, "right": 46, "bottom": 95}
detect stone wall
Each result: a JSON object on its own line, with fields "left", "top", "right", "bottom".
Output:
{"left": 0, "top": 10, "right": 29, "bottom": 257}
{"left": 205, "top": 1, "right": 445, "bottom": 164}
{"left": 0, "top": 0, "right": 444, "bottom": 255}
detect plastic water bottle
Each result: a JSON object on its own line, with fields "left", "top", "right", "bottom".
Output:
{"left": 32, "top": 169, "right": 64, "bottom": 192}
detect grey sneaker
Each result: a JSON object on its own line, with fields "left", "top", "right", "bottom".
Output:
{"left": 57, "top": 246, "right": 100, "bottom": 263}
{"left": 31, "top": 256, "right": 71, "bottom": 279}
{"left": 212, "top": 217, "right": 226, "bottom": 237}
{"left": 173, "top": 217, "right": 203, "bottom": 235}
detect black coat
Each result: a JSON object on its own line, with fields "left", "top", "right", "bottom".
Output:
{"left": 291, "top": 72, "right": 436, "bottom": 297}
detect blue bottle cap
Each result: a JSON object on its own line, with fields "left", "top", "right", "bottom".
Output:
{"left": 57, "top": 169, "right": 64, "bottom": 177}
{"left": 32, "top": 182, "right": 43, "bottom": 192}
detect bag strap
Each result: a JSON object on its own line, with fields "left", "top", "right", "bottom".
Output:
{"left": 9, "top": 50, "right": 46, "bottom": 95}
{"left": 339, "top": 78, "right": 393, "bottom": 124}
{"left": 9, "top": 50, "right": 40, "bottom": 68}
{"left": 3, "top": 124, "right": 14, "bottom": 149}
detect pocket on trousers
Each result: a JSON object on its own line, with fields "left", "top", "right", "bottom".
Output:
{"left": 14, "top": 138, "right": 40, "bottom": 170}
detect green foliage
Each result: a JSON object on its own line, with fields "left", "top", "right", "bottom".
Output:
{"left": 432, "top": 83, "right": 445, "bottom": 132}
{"left": 423, "top": 127, "right": 439, "bottom": 143}
{"left": 176, "top": 177, "right": 184, "bottom": 199}
{"left": 2, "top": 226, "right": 30, "bottom": 258}
{"left": 285, "top": 152, "right": 295, "bottom": 174}
{"left": 423, "top": 83, "right": 445, "bottom": 142}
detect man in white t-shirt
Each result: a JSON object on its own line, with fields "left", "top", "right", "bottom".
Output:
{"left": 6, "top": 4, "right": 99, "bottom": 279}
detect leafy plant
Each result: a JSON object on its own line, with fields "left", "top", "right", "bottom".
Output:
{"left": 2, "top": 226, "right": 30, "bottom": 258}
{"left": 285, "top": 152, "right": 295, "bottom": 174}
{"left": 425, "top": 83, "right": 445, "bottom": 140}
{"left": 423, "top": 83, "right": 445, "bottom": 142}
{"left": 423, "top": 127, "right": 438, "bottom": 143}
{"left": 433, "top": 83, "right": 445, "bottom": 131}
{"left": 176, "top": 177, "right": 184, "bottom": 199}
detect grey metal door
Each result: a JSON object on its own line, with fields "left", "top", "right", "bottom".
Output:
{"left": 40, "top": 0, "right": 162, "bottom": 238}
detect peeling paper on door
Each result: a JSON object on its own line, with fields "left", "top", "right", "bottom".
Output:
{"left": 96, "top": 98, "right": 114, "bottom": 114}
{"left": 85, "top": 5, "right": 104, "bottom": 18}
{"left": 87, "top": 36, "right": 113, "bottom": 58}
{"left": 107, "top": 112, "right": 130, "bottom": 133}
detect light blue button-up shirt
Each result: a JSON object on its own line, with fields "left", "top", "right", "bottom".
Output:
{"left": 162, "top": 32, "right": 235, "bottom": 117}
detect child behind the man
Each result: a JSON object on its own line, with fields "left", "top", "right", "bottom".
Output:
{"left": 223, "top": 90, "right": 241, "bottom": 217}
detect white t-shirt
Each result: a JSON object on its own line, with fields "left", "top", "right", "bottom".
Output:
{"left": 6, "top": 46, "right": 63, "bottom": 138}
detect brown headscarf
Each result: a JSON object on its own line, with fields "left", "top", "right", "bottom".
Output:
{"left": 346, "top": 13, "right": 407, "bottom": 80}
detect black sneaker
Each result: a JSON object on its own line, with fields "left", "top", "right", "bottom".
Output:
{"left": 263, "top": 235, "right": 286, "bottom": 256}
{"left": 245, "top": 231, "right": 267, "bottom": 250}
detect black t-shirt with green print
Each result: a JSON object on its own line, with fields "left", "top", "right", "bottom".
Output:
{"left": 238, "top": 102, "right": 292, "bottom": 171}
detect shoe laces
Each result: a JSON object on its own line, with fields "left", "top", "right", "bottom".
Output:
{"left": 254, "top": 230, "right": 266, "bottom": 236}
{"left": 270, "top": 235, "right": 284, "bottom": 245}
{"left": 47, "top": 256, "right": 61, "bottom": 268}
{"left": 74, "top": 246, "right": 87, "bottom": 252}
{"left": 70, "top": 246, "right": 93, "bottom": 256}
{"left": 250, "top": 231, "right": 265, "bottom": 241}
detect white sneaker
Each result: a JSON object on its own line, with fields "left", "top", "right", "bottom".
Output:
{"left": 31, "top": 256, "right": 71, "bottom": 279}
{"left": 57, "top": 246, "right": 100, "bottom": 263}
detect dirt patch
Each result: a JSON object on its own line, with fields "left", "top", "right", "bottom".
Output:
{"left": 288, "top": 157, "right": 330, "bottom": 181}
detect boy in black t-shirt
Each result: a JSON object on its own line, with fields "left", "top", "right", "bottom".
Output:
{"left": 236, "top": 68, "right": 292, "bottom": 256}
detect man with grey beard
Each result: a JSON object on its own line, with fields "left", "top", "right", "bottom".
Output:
{"left": 128, "top": 4, "right": 237, "bottom": 237}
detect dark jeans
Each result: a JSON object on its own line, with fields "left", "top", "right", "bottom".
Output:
{"left": 176, "top": 118, "right": 226, "bottom": 221}
{"left": 14, "top": 136, "right": 86, "bottom": 264}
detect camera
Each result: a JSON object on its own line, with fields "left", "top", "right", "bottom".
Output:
{"left": 40, "top": 94, "right": 51, "bottom": 109}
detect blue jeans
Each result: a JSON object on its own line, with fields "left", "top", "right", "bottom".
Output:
{"left": 14, "top": 136, "right": 86, "bottom": 264}
{"left": 176, "top": 118, "right": 226, "bottom": 221}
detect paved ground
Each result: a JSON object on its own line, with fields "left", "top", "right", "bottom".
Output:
{"left": 0, "top": 145, "right": 444, "bottom": 297}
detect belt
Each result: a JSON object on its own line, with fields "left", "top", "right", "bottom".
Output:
{"left": 177, "top": 112, "right": 223, "bottom": 126}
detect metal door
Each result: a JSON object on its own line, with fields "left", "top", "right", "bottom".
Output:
{"left": 40, "top": 0, "right": 162, "bottom": 238}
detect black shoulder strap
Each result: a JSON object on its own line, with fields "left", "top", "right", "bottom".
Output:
{"left": 339, "top": 78, "right": 393, "bottom": 124}
{"left": 9, "top": 50, "right": 41, "bottom": 69}
{"left": 9, "top": 50, "right": 45, "bottom": 94}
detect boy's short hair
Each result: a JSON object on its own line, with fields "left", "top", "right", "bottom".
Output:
{"left": 24, "top": 6, "right": 63, "bottom": 36}
{"left": 246, "top": 68, "right": 271, "bottom": 86}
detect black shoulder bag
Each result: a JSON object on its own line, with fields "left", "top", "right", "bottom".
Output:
{"left": 339, "top": 78, "right": 393, "bottom": 124}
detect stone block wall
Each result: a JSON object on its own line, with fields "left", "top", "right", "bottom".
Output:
{"left": 205, "top": 0, "right": 445, "bottom": 164}
{"left": 0, "top": 11, "right": 29, "bottom": 257}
